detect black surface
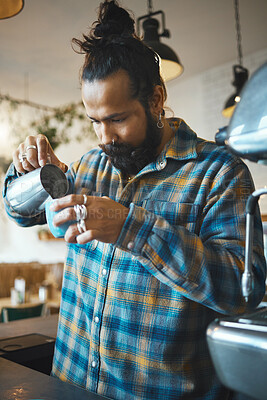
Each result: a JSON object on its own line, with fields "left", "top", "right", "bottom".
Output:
{"left": 0, "top": 333, "right": 55, "bottom": 375}
{"left": 0, "top": 333, "right": 55, "bottom": 352}
{"left": 0, "top": 357, "right": 108, "bottom": 400}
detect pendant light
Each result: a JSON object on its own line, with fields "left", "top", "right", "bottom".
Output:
{"left": 137, "top": 0, "right": 183, "bottom": 82}
{"left": 0, "top": 0, "right": 24, "bottom": 20}
{"left": 222, "top": 0, "right": 249, "bottom": 118}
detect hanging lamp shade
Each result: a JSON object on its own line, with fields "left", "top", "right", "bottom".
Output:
{"left": 142, "top": 17, "right": 183, "bottom": 81}
{"left": 222, "top": 64, "right": 249, "bottom": 118}
{"left": 222, "top": 0, "right": 248, "bottom": 118}
{"left": 137, "top": 6, "right": 183, "bottom": 82}
{"left": 0, "top": 0, "right": 24, "bottom": 20}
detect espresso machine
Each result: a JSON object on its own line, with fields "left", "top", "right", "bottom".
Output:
{"left": 207, "top": 61, "right": 267, "bottom": 400}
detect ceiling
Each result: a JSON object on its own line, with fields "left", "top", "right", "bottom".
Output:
{"left": 1, "top": 0, "right": 267, "bottom": 107}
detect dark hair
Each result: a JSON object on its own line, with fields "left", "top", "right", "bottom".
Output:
{"left": 72, "top": 0, "right": 167, "bottom": 109}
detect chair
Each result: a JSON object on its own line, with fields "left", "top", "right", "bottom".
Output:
{"left": 1, "top": 303, "right": 47, "bottom": 323}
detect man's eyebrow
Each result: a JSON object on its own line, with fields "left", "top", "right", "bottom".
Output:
{"left": 87, "top": 112, "right": 127, "bottom": 122}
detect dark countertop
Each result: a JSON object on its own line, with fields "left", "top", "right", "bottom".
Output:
{"left": 0, "top": 357, "right": 109, "bottom": 400}
{"left": 0, "top": 313, "right": 59, "bottom": 340}
{"left": 0, "top": 315, "right": 108, "bottom": 400}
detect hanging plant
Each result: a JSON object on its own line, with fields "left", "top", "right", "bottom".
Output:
{"left": 0, "top": 94, "right": 95, "bottom": 150}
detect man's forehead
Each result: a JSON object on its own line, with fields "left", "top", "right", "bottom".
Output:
{"left": 81, "top": 72, "right": 141, "bottom": 120}
{"left": 82, "top": 70, "right": 131, "bottom": 95}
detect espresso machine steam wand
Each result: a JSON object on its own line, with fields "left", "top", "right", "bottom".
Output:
{"left": 242, "top": 188, "right": 267, "bottom": 302}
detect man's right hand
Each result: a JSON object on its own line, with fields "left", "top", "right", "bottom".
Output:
{"left": 13, "top": 134, "right": 68, "bottom": 173}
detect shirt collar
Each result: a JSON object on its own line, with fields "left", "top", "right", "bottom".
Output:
{"left": 106, "top": 118, "right": 199, "bottom": 179}
{"left": 159, "top": 118, "right": 198, "bottom": 162}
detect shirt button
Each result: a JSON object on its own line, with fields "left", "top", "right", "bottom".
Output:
{"left": 157, "top": 264, "right": 164, "bottom": 270}
{"left": 127, "top": 241, "right": 134, "bottom": 250}
{"left": 160, "top": 161, "right": 166, "bottom": 168}
{"left": 94, "top": 316, "right": 99, "bottom": 323}
{"left": 91, "top": 360, "right": 97, "bottom": 368}
{"left": 102, "top": 269, "right": 107, "bottom": 276}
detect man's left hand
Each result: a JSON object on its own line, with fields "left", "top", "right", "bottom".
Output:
{"left": 50, "top": 194, "right": 129, "bottom": 244}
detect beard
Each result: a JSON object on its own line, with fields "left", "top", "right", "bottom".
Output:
{"left": 99, "top": 110, "right": 163, "bottom": 176}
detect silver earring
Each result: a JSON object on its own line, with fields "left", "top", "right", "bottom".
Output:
{"left": 157, "top": 111, "right": 164, "bottom": 129}
{"left": 112, "top": 138, "right": 115, "bottom": 145}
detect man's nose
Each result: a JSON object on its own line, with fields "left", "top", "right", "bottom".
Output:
{"left": 100, "top": 122, "right": 114, "bottom": 145}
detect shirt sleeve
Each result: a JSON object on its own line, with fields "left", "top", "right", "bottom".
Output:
{"left": 116, "top": 160, "right": 267, "bottom": 315}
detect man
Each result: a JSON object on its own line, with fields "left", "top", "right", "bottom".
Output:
{"left": 3, "top": 1, "right": 266, "bottom": 399}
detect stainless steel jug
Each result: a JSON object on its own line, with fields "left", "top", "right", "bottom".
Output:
{"left": 6, "top": 164, "right": 69, "bottom": 217}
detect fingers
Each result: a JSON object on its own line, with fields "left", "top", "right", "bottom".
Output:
{"left": 75, "top": 229, "right": 95, "bottom": 245}
{"left": 50, "top": 196, "right": 89, "bottom": 243}
{"left": 49, "top": 194, "right": 129, "bottom": 245}
{"left": 13, "top": 134, "right": 68, "bottom": 173}
{"left": 63, "top": 222, "right": 95, "bottom": 244}
{"left": 36, "top": 135, "right": 68, "bottom": 172}
{"left": 50, "top": 194, "right": 89, "bottom": 212}
{"left": 49, "top": 195, "right": 96, "bottom": 243}
{"left": 52, "top": 206, "right": 77, "bottom": 226}
{"left": 14, "top": 141, "right": 36, "bottom": 173}
{"left": 64, "top": 221, "right": 97, "bottom": 244}
{"left": 13, "top": 135, "right": 49, "bottom": 173}
{"left": 36, "top": 135, "right": 51, "bottom": 167}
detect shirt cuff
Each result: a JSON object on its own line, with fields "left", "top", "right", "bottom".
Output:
{"left": 116, "top": 203, "right": 156, "bottom": 255}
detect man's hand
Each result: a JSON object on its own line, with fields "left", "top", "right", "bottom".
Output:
{"left": 13, "top": 134, "right": 68, "bottom": 173}
{"left": 50, "top": 194, "right": 129, "bottom": 244}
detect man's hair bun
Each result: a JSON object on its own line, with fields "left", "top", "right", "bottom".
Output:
{"left": 94, "top": 0, "right": 135, "bottom": 38}
{"left": 72, "top": 0, "right": 167, "bottom": 108}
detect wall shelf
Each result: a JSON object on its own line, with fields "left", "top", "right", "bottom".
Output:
{"left": 38, "top": 230, "right": 63, "bottom": 242}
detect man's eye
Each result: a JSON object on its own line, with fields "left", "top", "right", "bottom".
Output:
{"left": 112, "top": 118, "right": 125, "bottom": 123}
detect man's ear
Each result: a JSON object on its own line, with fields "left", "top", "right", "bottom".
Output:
{"left": 149, "top": 85, "right": 164, "bottom": 115}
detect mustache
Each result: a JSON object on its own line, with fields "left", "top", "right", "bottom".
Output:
{"left": 99, "top": 141, "right": 155, "bottom": 162}
{"left": 98, "top": 141, "right": 156, "bottom": 175}
{"left": 99, "top": 142, "right": 135, "bottom": 156}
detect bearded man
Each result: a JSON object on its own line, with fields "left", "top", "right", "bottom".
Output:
{"left": 3, "top": 1, "right": 266, "bottom": 400}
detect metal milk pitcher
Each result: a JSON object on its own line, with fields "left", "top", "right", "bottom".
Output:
{"left": 6, "top": 164, "right": 69, "bottom": 217}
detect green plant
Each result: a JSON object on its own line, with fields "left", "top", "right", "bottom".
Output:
{"left": 0, "top": 94, "right": 95, "bottom": 150}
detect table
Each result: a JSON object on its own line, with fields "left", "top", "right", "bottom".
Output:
{"left": 0, "top": 291, "right": 61, "bottom": 320}
{"left": 0, "top": 313, "right": 59, "bottom": 339}
{"left": 0, "top": 357, "right": 108, "bottom": 400}
{"left": 0, "top": 315, "right": 109, "bottom": 399}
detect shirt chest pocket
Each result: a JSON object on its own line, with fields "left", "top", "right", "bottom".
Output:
{"left": 141, "top": 200, "right": 200, "bottom": 234}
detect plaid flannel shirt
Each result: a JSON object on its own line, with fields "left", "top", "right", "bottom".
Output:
{"left": 3, "top": 119, "right": 266, "bottom": 400}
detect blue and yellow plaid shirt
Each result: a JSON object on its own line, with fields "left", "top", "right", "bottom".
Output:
{"left": 3, "top": 119, "right": 266, "bottom": 399}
